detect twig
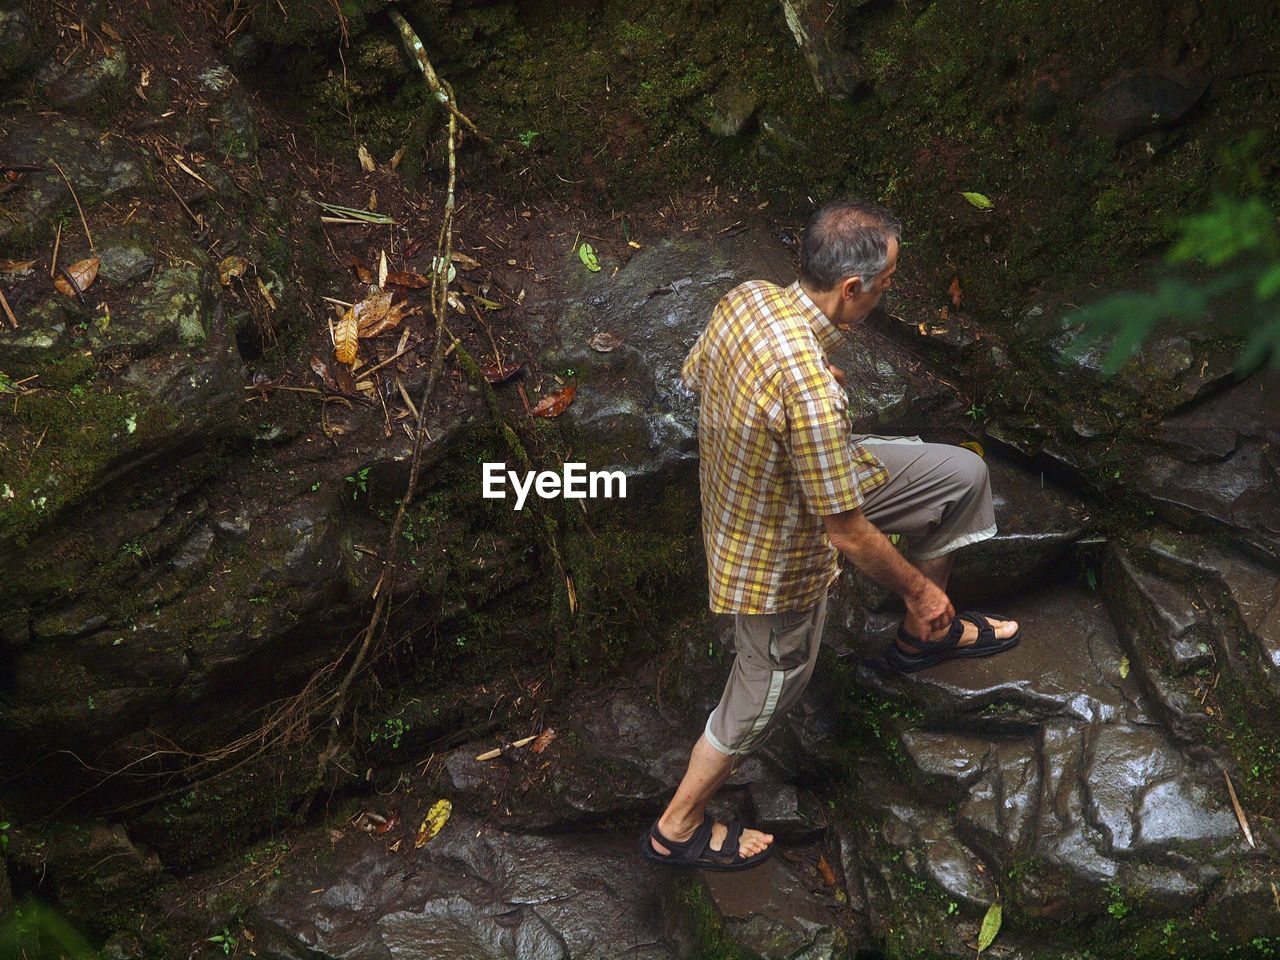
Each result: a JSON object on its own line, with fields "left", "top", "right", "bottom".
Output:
{"left": 387, "top": 9, "right": 488, "bottom": 144}
{"left": 1224, "top": 770, "right": 1256, "bottom": 848}
{"left": 46, "top": 155, "right": 95, "bottom": 253}
{"left": 50, "top": 222, "right": 62, "bottom": 278}
{"left": 0, "top": 288, "right": 17, "bottom": 328}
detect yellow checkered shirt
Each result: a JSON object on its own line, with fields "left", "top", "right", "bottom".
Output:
{"left": 681, "top": 279, "right": 889, "bottom": 614}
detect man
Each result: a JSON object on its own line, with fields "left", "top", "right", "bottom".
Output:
{"left": 640, "top": 199, "right": 1020, "bottom": 871}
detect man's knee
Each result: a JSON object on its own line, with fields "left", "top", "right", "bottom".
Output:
{"left": 951, "top": 446, "right": 990, "bottom": 495}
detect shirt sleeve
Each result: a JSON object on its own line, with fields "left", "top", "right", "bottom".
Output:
{"left": 780, "top": 361, "right": 868, "bottom": 517}
{"left": 680, "top": 328, "right": 706, "bottom": 393}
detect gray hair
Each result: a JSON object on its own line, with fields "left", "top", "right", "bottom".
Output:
{"left": 798, "top": 199, "right": 901, "bottom": 291}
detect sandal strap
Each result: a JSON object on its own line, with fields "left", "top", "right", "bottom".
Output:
{"left": 960, "top": 611, "right": 997, "bottom": 647}
{"left": 650, "top": 814, "right": 714, "bottom": 859}
{"left": 898, "top": 617, "right": 963, "bottom": 651}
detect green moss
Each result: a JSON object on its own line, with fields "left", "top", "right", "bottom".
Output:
{"left": 674, "top": 877, "right": 752, "bottom": 960}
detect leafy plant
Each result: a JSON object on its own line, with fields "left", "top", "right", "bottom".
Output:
{"left": 369, "top": 716, "right": 411, "bottom": 750}
{"left": 0, "top": 820, "right": 10, "bottom": 850}
{"left": 1065, "top": 195, "right": 1280, "bottom": 374}
{"left": 517, "top": 130, "right": 539, "bottom": 148}
{"left": 208, "top": 926, "right": 237, "bottom": 956}
{"left": 345, "top": 466, "right": 371, "bottom": 500}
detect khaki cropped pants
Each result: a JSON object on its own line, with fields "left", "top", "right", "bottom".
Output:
{"left": 704, "top": 436, "right": 996, "bottom": 756}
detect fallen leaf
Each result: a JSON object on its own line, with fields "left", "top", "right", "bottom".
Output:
{"left": 475, "top": 747, "right": 501, "bottom": 762}
{"left": 816, "top": 854, "right": 838, "bottom": 889}
{"left": 949, "top": 275, "right": 963, "bottom": 309}
{"left": 962, "top": 191, "right": 994, "bottom": 210}
{"left": 218, "top": 255, "right": 250, "bottom": 286}
{"left": 358, "top": 143, "right": 376, "bottom": 172}
{"left": 482, "top": 360, "right": 524, "bottom": 383}
{"left": 356, "top": 291, "right": 412, "bottom": 339}
{"left": 378, "top": 250, "right": 388, "bottom": 289}
{"left": 372, "top": 810, "right": 400, "bottom": 835}
{"left": 389, "top": 146, "right": 407, "bottom": 170}
{"left": 385, "top": 270, "right": 430, "bottom": 289}
{"left": 0, "top": 259, "right": 36, "bottom": 275}
{"left": 101, "top": 21, "right": 123, "bottom": 41}
{"left": 977, "top": 902, "right": 1002, "bottom": 955}
{"left": 431, "top": 256, "right": 458, "bottom": 283}
{"left": 578, "top": 242, "right": 601, "bottom": 272}
{"left": 256, "top": 276, "right": 277, "bottom": 310}
{"left": 310, "top": 354, "right": 338, "bottom": 391}
{"left": 530, "top": 384, "right": 576, "bottom": 418}
{"left": 414, "top": 799, "right": 452, "bottom": 848}
{"left": 959, "top": 440, "right": 985, "bottom": 458}
{"left": 451, "top": 252, "right": 482, "bottom": 271}
{"left": 530, "top": 728, "right": 558, "bottom": 754}
{"left": 334, "top": 308, "right": 359, "bottom": 365}
{"left": 589, "top": 331, "right": 622, "bottom": 352}
{"left": 54, "top": 257, "right": 99, "bottom": 297}
{"left": 1119, "top": 656, "right": 1130, "bottom": 680}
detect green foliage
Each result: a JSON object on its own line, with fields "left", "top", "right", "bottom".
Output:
{"left": 208, "top": 926, "right": 238, "bottom": 955}
{"left": 1065, "top": 196, "right": 1280, "bottom": 374}
{"left": 345, "top": 466, "right": 371, "bottom": 500}
{"left": 0, "top": 897, "right": 95, "bottom": 959}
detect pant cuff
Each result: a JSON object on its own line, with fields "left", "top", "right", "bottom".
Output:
{"left": 704, "top": 712, "right": 748, "bottom": 757}
{"left": 911, "top": 523, "right": 998, "bottom": 561}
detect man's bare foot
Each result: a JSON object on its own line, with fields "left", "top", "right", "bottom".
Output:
{"left": 649, "top": 813, "right": 773, "bottom": 859}
{"left": 897, "top": 613, "right": 1018, "bottom": 654}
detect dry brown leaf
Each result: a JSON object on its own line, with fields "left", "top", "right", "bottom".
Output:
{"left": 384, "top": 270, "right": 430, "bottom": 289}
{"left": 530, "top": 728, "right": 558, "bottom": 754}
{"left": 451, "top": 252, "right": 482, "bottom": 271}
{"left": 589, "top": 331, "right": 621, "bottom": 353}
{"left": 389, "top": 146, "right": 407, "bottom": 170}
{"left": 378, "top": 250, "right": 388, "bottom": 289}
{"left": 358, "top": 143, "right": 376, "bottom": 172}
{"left": 101, "top": 21, "right": 123, "bottom": 40}
{"left": 0, "top": 259, "right": 36, "bottom": 275}
{"left": 372, "top": 810, "right": 400, "bottom": 835}
{"left": 54, "top": 257, "right": 99, "bottom": 297}
{"left": 218, "top": 255, "right": 250, "bottom": 286}
{"left": 357, "top": 291, "right": 412, "bottom": 339}
{"left": 948, "top": 275, "right": 963, "bottom": 309}
{"left": 334, "top": 307, "right": 359, "bottom": 365}
{"left": 530, "top": 384, "right": 576, "bottom": 418}
{"left": 309, "top": 354, "right": 338, "bottom": 392}
{"left": 482, "top": 360, "right": 524, "bottom": 384}
{"left": 817, "top": 854, "right": 838, "bottom": 889}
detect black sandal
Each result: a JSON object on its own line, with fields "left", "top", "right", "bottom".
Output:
{"left": 638, "top": 814, "right": 773, "bottom": 871}
{"left": 886, "top": 610, "right": 1021, "bottom": 673}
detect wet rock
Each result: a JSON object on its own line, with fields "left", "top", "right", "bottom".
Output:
{"left": 699, "top": 855, "right": 848, "bottom": 958}
{"left": 37, "top": 45, "right": 131, "bottom": 119}
{"left": 0, "top": 115, "right": 151, "bottom": 252}
{"left": 858, "top": 586, "right": 1146, "bottom": 726}
{"left": 254, "top": 810, "right": 683, "bottom": 960}
{"left": 1132, "top": 371, "right": 1280, "bottom": 560}
{"left": 947, "top": 457, "right": 1091, "bottom": 606}
{"left": 199, "top": 65, "right": 260, "bottom": 162}
{"left": 0, "top": 5, "right": 34, "bottom": 80}
{"left": 97, "top": 239, "right": 157, "bottom": 288}
{"left": 747, "top": 782, "right": 824, "bottom": 842}
{"left": 703, "top": 82, "right": 759, "bottom": 137}
{"left": 1085, "top": 67, "right": 1208, "bottom": 142}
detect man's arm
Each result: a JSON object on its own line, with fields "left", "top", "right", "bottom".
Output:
{"left": 823, "top": 507, "right": 955, "bottom": 637}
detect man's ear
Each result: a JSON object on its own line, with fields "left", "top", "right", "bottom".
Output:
{"left": 841, "top": 276, "right": 864, "bottom": 301}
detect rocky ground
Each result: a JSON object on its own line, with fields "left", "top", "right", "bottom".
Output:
{"left": 3, "top": 0, "right": 1280, "bottom": 958}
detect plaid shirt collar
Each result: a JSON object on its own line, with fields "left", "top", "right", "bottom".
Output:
{"left": 788, "top": 280, "right": 844, "bottom": 356}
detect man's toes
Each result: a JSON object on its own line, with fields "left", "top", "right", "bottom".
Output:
{"left": 997, "top": 618, "right": 1019, "bottom": 639}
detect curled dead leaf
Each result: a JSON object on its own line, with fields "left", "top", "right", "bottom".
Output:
{"left": 0, "top": 259, "right": 36, "bottom": 276}
{"left": 451, "top": 252, "right": 482, "bottom": 271}
{"left": 530, "top": 384, "right": 576, "bottom": 418}
{"left": 218, "top": 255, "right": 250, "bottom": 286}
{"left": 948, "top": 275, "right": 963, "bottom": 309}
{"left": 589, "top": 331, "right": 622, "bottom": 353}
{"left": 530, "top": 728, "right": 558, "bottom": 754}
{"left": 54, "top": 257, "right": 99, "bottom": 298}
{"left": 358, "top": 143, "right": 376, "bottom": 172}
{"left": 482, "top": 360, "right": 524, "bottom": 384}
{"left": 817, "top": 854, "right": 838, "bottom": 889}
{"left": 384, "top": 270, "right": 430, "bottom": 289}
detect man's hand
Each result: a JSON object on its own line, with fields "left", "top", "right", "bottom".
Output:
{"left": 823, "top": 507, "right": 953, "bottom": 633}
{"left": 904, "top": 577, "right": 955, "bottom": 639}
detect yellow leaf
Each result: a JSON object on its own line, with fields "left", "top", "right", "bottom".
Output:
{"left": 358, "top": 144, "right": 376, "bottom": 172}
{"left": 977, "top": 902, "right": 1002, "bottom": 955}
{"left": 334, "top": 307, "right": 359, "bottom": 365}
{"left": 414, "top": 799, "right": 452, "bottom": 848}
{"left": 54, "top": 257, "right": 99, "bottom": 297}
{"left": 959, "top": 440, "right": 985, "bottom": 458}
{"left": 218, "top": 255, "right": 250, "bottom": 286}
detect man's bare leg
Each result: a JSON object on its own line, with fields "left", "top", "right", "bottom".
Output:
{"left": 899, "top": 551, "right": 1018, "bottom": 653}
{"left": 649, "top": 734, "right": 773, "bottom": 859}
